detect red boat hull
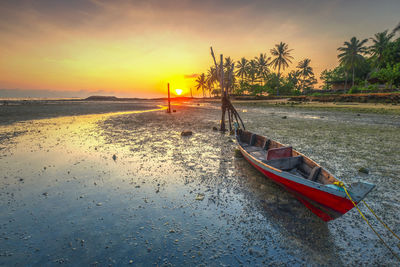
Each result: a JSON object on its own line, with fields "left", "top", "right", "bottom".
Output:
{"left": 243, "top": 151, "right": 355, "bottom": 221}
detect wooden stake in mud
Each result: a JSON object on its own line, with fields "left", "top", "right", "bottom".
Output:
{"left": 220, "top": 54, "right": 226, "bottom": 132}
{"left": 210, "top": 47, "right": 246, "bottom": 132}
{"left": 167, "top": 83, "right": 171, "bottom": 113}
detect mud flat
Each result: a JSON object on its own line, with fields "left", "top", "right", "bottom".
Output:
{"left": 0, "top": 101, "right": 399, "bottom": 265}
{"left": 234, "top": 100, "right": 400, "bottom": 115}
{"left": 0, "top": 99, "right": 161, "bottom": 125}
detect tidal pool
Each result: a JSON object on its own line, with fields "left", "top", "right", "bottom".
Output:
{"left": 0, "top": 101, "right": 399, "bottom": 266}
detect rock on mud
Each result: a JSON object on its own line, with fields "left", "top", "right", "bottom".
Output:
{"left": 181, "top": 130, "right": 193, "bottom": 136}
{"left": 358, "top": 167, "right": 369, "bottom": 174}
{"left": 195, "top": 193, "right": 205, "bottom": 201}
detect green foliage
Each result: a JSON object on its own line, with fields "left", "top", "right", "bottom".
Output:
{"left": 347, "top": 86, "right": 362, "bottom": 94}
{"left": 292, "top": 89, "right": 302, "bottom": 96}
{"left": 234, "top": 81, "right": 250, "bottom": 95}
{"left": 320, "top": 66, "right": 346, "bottom": 89}
{"left": 278, "top": 79, "right": 296, "bottom": 95}
{"left": 250, "top": 84, "right": 266, "bottom": 96}
{"left": 287, "top": 70, "right": 301, "bottom": 90}
{"left": 211, "top": 88, "right": 221, "bottom": 97}
{"left": 370, "top": 63, "right": 400, "bottom": 89}
{"left": 367, "top": 84, "right": 379, "bottom": 91}
{"left": 347, "top": 85, "right": 376, "bottom": 94}
{"left": 311, "top": 92, "right": 322, "bottom": 97}
{"left": 382, "top": 38, "right": 400, "bottom": 68}
{"left": 265, "top": 73, "right": 281, "bottom": 95}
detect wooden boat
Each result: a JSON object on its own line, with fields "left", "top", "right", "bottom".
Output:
{"left": 235, "top": 129, "right": 375, "bottom": 221}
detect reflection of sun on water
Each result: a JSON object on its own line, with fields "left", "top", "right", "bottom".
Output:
{"left": 175, "top": 89, "right": 183, "bottom": 95}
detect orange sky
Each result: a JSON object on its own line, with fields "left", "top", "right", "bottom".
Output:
{"left": 0, "top": 0, "right": 399, "bottom": 98}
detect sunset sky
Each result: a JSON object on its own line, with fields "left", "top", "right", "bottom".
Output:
{"left": 0, "top": 0, "right": 399, "bottom": 98}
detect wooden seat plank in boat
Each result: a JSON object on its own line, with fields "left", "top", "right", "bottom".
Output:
{"left": 266, "top": 146, "right": 293, "bottom": 160}
{"left": 263, "top": 156, "right": 303, "bottom": 171}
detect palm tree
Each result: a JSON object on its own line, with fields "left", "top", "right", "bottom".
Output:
{"left": 255, "top": 53, "right": 271, "bottom": 84}
{"left": 235, "top": 57, "right": 249, "bottom": 81}
{"left": 369, "top": 30, "right": 394, "bottom": 68}
{"left": 337, "top": 37, "right": 368, "bottom": 87}
{"left": 297, "top": 59, "right": 314, "bottom": 91}
{"left": 224, "top": 57, "right": 235, "bottom": 94}
{"left": 195, "top": 73, "right": 207, "bottom": 97}
{"left": 270, "top": 42, "right": 294, "bottom": 95}
{"left": 224, "top": 57, "right": 233, "bottom": 70}
{"left": 247, "top": 59, "right": 258, "bottom": 85}
{"left": 287, "top": 70, "right": 302, "bottom": 90}
{"left": 392, "top": 21, "right": 400, "bottom": 34}
{"left": 206, "top": 66, "right": 217, "bottom": 86}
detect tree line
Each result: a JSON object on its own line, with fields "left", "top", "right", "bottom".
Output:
{"left": 196, "top": 22, "right": 400, "bottom": 97}
{"left": 195, "top": 42, "right": 317, "bottom": 97}
{"left": 321, "top": 23, "right": 400, "bottom": 93}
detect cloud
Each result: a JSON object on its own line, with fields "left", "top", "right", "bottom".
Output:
{"left": 1, "top": 0, "right": 400, "bottom": 96}
{"left": 184, "top": 74, "right": 199, "bottom": 79}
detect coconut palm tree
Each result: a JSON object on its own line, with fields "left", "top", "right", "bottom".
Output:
{"left": 392, "top": 21, "right": 400, "bottom": 34}
{"left": 235, "top": 57, "right": 249, "bottom": 81}
{"left": 224, "top": 57, "right": 233, "bottom": 70}
{"left": 270, "top": 42, "right": 294, "bottom": 95}
{"left": 369, "top": 30, "right": 394, "bottom": 68}
{"left": 255, "top": 53, "right": 271, "bottom": 84}
{"left": 247, "top": 59, "right": 258, "bottom": 85}
{"left": 287, "top": 70, "right": 302, "bottom": 90}
{"left": 297, "top": 58, "right": 314, "bottom": 91}
{"left": 206, "top": 66, "right": 217, "bottom": 86}
{"left": 223, "top": 57, "right": 235, "bottom": 94}
{"left": 337, "top": 37, "right": 369, "bottom": 87}
{"left": 195, "top": 73, "right": 207, "bottom": 97}
{"left": 206, "top": 67, "right": 217, "bottom": 97}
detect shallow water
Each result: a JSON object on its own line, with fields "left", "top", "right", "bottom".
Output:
{"left": 0, "top": 101, "right": 399, "bottom": 266}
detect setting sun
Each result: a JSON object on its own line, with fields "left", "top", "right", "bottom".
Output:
{"left": 175, "top": 89, "right": 183, "bottom": 95}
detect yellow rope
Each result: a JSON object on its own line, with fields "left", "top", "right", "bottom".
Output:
{"left": 333, "top": 181, "right": 400, "bottom": 261}
{"left": 362, "top": 200, "right": 400, "bottom": 242}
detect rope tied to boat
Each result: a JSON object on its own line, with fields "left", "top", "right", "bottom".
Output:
{"left": 333, "top": 181, "right": 400, "bottom": 261}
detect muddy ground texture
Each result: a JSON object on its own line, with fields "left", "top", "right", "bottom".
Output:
{"left": 0, "top": 100, "right": 399, "bottom": 266}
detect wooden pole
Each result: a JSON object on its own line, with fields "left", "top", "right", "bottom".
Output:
{"left": 190, "top": 87, "right": 193, "bottom": 98}
{"left": 221, "top": 54, "right": 225, "bottom": 97}
{"left": 167, "top": 83, "right": 171, "bottom": 113}
{"left": 220, "top": 54, "right": 226, "bottom": 132}
{"left": 210, "top": 46, "right": 245, "bottom": 131}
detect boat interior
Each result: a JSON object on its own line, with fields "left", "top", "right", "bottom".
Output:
{"left": 238, "top": 130, "right": 338, "bottom": 185}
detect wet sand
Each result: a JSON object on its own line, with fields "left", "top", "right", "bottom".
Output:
{"left": 0, "top": 100, "right": 399, "bottom": 266}
{"left": 233, "top": 100, "right": 400, "bottom": 115}
{"left": 0, "top": 100, "right": 160, "bottom": 125}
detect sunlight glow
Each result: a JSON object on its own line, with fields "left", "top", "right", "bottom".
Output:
{"left": 175, "top": 89, "right": 183, "bottom": 95}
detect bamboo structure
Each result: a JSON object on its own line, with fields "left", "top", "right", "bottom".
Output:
{"left": 210, "top": 47, "right": 245, "bottom": 131}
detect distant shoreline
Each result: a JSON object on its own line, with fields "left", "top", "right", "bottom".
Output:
{"left": 0, "top": 99, "right": 164, "bottom": 125}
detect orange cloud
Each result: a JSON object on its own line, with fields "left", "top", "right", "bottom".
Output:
{"left": 184, "top": 74, "right": 199, "bottom": 79}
